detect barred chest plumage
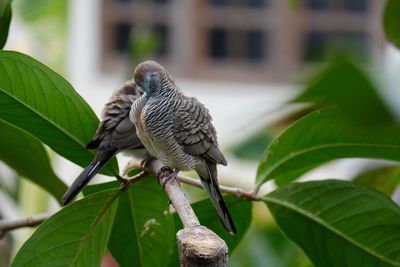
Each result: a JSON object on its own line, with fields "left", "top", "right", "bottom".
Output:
{"left": 131, "top": 96, "right": 157, "bottom": 158}
{"left": 132, "top": 94, "right": 201, "bottom": 171}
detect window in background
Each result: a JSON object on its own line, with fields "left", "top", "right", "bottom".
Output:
{"left": 153, "top": 0, "right": 169, "bottom": 4}
{"left": 208, "top": 28, "right": 266, "bottom": 62}
{"left": 307, "top": 0, "right": 368, "bottom": 12}
{"left": 344, "top": 0, "right": 368, "bottom": 12}
{"left": 308, "top": 0, "right": 328, "bottom": 10}
{"left": 153, "top": 24, "right": 169, "bottom": 56}
{"left": 246, "top": 30, "right": 265, "bottom": 61}
{"left": 115, "top": 22, "right": 132, "bottom": 53}
{"left": 303, "top": 31, "right": 369, "bottom": 62}
{"left": 210, "top": 0, "right": 228, "bottom": 6}
{"left": 209, "top": 0, "right": 266, "bottom": 8}
{"left": 209, "top": 28, "right": 227, "bottom": 59}
{"left": 247, "top": 0, "right": 266, "bottom": 8}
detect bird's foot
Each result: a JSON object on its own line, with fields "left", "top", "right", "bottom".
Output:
{"left": 157, "top": 167, "right": 180, "bottom": 189}
{"left": 140, "top": 156, "right": 155, "bottom": 170}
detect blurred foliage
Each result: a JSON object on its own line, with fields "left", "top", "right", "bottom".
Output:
{"left": 230, "top": 130, "right": 274, "bottom": 161}
{"left": 257, "top": 107, "right": 400, "bottom": 187}
{"left": 16, "top": 0, "right": 67, "bottom": 24}
{"left": 0, "top": 164, "right": 18, "bottom": 267}
{"left": 231, "top": 223, "right": 311, "bottom": 267}
{"left": 0, "top": 119, "right": 66, "bottom": 201}
{"left": 288, "top": 0, "right": 298, "bottom": 9}
{"left": 0, "top": 235, "right": 12, "bottom": 267}
{"left": 293, "top": 59, "right": 395, "bottom": 126}
{"left": 128, "top": 29, "right": 162, "bottom": 64}
{"left": 304, "top": 35, "right": 369, "bottom": 64}
{"left": 383, "top": 0, "right": 400, "bottom": 49}
{"left": 0, "top": 163, "right": 19, "bottom": 201}
{"left": 14, "top": 0, "right": 68, "bottom": 71}
{"left": 353, "top": 166, "right": 400, "bottom": 196}
{"left": 257, "top": 58, "right": 400, "bottom": 187}
{"left": 0, "top": 0, "right": 12, "bottom": 49}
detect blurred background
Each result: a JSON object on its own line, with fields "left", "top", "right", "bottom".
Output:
{"left": 1, "top": 0, "right": 400, "bottom": 266}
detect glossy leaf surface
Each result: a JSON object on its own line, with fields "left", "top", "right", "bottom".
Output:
{"left": 264, "top": 180, "right": 400, "bottom": 267}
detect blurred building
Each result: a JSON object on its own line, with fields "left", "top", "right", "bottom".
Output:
{"left": 100, "top": 0, "right": 385, "bottom": 82}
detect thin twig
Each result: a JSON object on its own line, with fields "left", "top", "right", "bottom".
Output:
{"left": 0, "top": 213, "right": 51, "bottom": 238}
{"left": 177, "top": 175, "right": 261, "bottom": 201}
{"left": 0, "top": 170, "right": 149, "bottom": 238}
{"left": 123, "top": 160, "right": 261, "bottom": 201}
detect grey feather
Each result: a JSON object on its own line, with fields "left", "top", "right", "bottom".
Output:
{"left": 62, "top": 80, "right": 145, "bottom": 205}
{"left": 131, "top": 60, "right": 235, "bottom": 234}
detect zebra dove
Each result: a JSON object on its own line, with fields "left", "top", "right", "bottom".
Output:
{"left": 131, "top": 61, "right": 236, "bottom": 234}
{"left": 62, "top": 80, "right": 145, "bottom": 205}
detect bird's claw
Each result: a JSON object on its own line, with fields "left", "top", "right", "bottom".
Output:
{"left": 157, "top": 167, "right": 179, "bottom": 189}
{"left": 140, "top": 156, "right": 154, "bottom": 170}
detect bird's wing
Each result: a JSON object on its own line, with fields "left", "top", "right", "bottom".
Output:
{"left": 112, "top": 116, "right": 143, "bottom": 150}
{"left": 173, "top": 97, "right": 227, "bottom": 166}
{"left": 87, "top": 81, "right": 143, "bottom": 151}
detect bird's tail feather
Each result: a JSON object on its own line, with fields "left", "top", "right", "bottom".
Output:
{"left": 61, "top": 151, "right": 114, "bottom": 205}
{"left": 198, "top": 163, "right": 237, "bottom": 235}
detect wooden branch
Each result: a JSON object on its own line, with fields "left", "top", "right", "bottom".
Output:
{"left": 177, "top": 175, "right": 260, "bottom": 201}
{"left": 147, "top": 159, "right": 200, "bottom": 227}
{"left": 177, "top": 226, "right": 228, "bottom": 267}
{"left": 0, "top": 213, "right": 51, "bottom": 238}
{"left": 123, "top": 160, "right": 260, "bottom": 201}
{"left": 145, "top": 159, "right": 229, "bottom": 267}
{"left": 0, "top": 170, "right": 149, "bottom": 239}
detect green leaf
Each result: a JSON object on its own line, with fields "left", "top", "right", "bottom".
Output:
{"left": 230, "top": 224, "right": 311, "bottom": 267}
{"left": 85, "top": 176, "right": 175, "bottom": 267}
{"left": 11, "top": 189, "right": 119, "bottom": 267}
{"left": 0, "top": 50, "right": 118, "bottom": 175}
{"left": 293, "top": 60, "right": 394, "bottom": 125}
{"left": 383, "top": 0, "right": 400, "bottom": 49}
{"left": 257, "top": 107, "right": 400, "bottom": 186}
{"left": 109, "top": 177, "right": 175, "bottom": 267}
{"left": 264, "top": 179, "right": 400, "bottom": 267}
{"left": 230, "top": 129, "right": 273, "bottom": 161}
{"left": 168, "top": 196, "right": 252, "bottom": 267}
{"left": 0, "top": 119, "right": 66, "bottom": 200}
{"left": 353, "top": 166, "right": 400, "bottom": 196}
{"left": 0, "top": 1, "right": 11, "bottom": 49}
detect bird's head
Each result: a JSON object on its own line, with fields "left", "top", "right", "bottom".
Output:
{"left": 133, "top": 60, "right": 165, "bottom": 96}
